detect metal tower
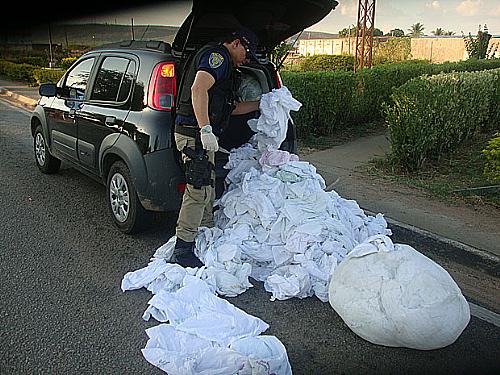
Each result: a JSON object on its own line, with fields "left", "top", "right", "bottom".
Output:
{"left": 355, "top": 0, "right": 376, "bottom": 72}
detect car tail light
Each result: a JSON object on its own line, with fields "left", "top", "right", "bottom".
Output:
{"left": 148, "top": 62, "right": 176, "bottom": 111}
{"left": 275, "top": 70, "right": 283, "bottom": 89}
{"left": 177, "top": 182, "right": 186, "bottom": 193}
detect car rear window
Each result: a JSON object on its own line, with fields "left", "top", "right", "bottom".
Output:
{"left": 91, "top": 56, "right": 136, "bottom": 103}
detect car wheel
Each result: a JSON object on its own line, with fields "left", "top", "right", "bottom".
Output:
{"left": 34, "top": 125, "right": 61, "bottom": 174}
{"left": 106, "top": 160, "right": 150, "bottom": 234}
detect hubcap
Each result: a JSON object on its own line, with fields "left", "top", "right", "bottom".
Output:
{"left": 35, "top": 133, "right": 46, "bottom": 166}
{"left": 109, "top": 173, "right": 130, "bottom": 223}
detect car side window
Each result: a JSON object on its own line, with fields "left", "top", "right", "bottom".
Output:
{"left": 91, "top": 57, "right": 136, "bottom": 103}
{"left": 65, "top": 58, "right": 95, "bottom": 100}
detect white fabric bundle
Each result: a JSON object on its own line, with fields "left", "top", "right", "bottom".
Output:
{"left": 328, "top": 235, "right": 470, "bottom": 350}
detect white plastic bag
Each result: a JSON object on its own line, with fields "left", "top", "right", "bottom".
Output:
{"left": 328, "top": 235, "right": 470, "bottom": 350}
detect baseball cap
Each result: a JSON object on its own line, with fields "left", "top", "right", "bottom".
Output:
{"left": 232, "top": 27, "right": 259, "bottom": 60}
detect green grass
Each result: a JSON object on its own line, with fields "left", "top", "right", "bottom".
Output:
{"left": 365, "top": 130, "right": 500, "bottom": 208}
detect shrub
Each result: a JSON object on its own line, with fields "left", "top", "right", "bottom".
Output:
{"left": 0, "top": 60, "right": 37, "bottom": 84}
{"left": 282, "top": 70, "right": 357, "bottom": 136}
{"left": 373, "top": 37, "right": 411, "bottom": 64}
{"left": 282, "top": 58, "right": 500, "bottom": 137}
{"left": 60, "top": 57, "right": 77, "bottom": 70}
{"left": 383, "top": 69, "right": 499, "bottom": 171}
{"left": 483, "top": 134, "right": 500, "bottom": 183}
{"left": 299, "top": 54, "right": 355, "bottom": 71}
{"left": 33, "top": 68, "right": 65, "bottom": 85}
{"left": 9, "top": 56, "right": 46, "bottom": 67}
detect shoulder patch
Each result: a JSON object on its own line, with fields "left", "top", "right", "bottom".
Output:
{"left": 208, "top": 52, "right": 224, "bottom": 69}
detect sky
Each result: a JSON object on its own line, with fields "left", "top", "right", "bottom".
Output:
{"left": 72, "top": 0, "right": 500, "bottom": 36}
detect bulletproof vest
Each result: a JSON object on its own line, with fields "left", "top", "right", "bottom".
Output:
{"left": 176, "top": 43, "right": 236, "bottom": 136}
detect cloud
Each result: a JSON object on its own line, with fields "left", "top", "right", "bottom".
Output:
{"left": 456, "top": 0, "right": 482, "bottom": 16}
{"left": 339, "top": 0, "right": 358, "bottom": 18}
{"left": 426, "top": 1, "right": 441, "bottom": 10}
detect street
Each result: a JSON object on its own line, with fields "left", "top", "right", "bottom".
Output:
{"left": 0, "top": 98, "right": 499, "bottom": 374}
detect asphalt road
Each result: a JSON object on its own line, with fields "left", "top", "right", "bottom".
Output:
{"left": 1, "top": 99, "right": 499, "bottom": 374}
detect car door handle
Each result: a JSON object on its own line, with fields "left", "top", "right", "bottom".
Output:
{"left": 105, "top": 116, "right": 117, "bottom": 126}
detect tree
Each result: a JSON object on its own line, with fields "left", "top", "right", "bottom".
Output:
{"left": 432, "top": 28, "right": 444, "bottom": 36}
{"left": 339, "top": 26, "right": 356, "bottom": 37}
{"left": 444, "top": 30, "right": 456, "bottom": 36}
{"left": 463, "top": 24, "right": 492, "bottom": 59}
{"left": 339, "top": 26, "right": 383, "bottom": 37}
{"left": 408, "top": 23, "right": 425, "bottom": 37}
{"left": 386, "top": 28, "right": 405, "bottom": 37}
{"left": 269, "top": 41, "right": 293, "bottom": 66}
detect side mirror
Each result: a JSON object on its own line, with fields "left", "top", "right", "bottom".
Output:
{"left": 39, "top": 83, "right": 57, "bottom": 97}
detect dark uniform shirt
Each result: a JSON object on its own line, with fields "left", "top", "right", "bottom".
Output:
{"left": 176, "top": 45, "right": 232, "bottom": 126}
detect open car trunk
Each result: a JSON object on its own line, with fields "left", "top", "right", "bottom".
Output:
{"left": 173, "top": 0, "right": 339, "bottom": 56}
{"left": 173, "top": 0, "right": 339, "bottom": 197}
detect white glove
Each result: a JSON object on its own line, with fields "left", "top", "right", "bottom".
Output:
{"left": 200, "top": 125, "right": 219, "bottom": 152}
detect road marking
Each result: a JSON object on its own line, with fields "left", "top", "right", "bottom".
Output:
{"left": 469, "top": 302, "right": 500, "bottom": 327}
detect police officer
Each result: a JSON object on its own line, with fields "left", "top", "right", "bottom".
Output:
{"left": 173, "top": 27, "right": 260, "bottom": 267}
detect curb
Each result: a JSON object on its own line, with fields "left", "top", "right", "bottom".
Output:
{"left": 364, "top": 208, "right": 499, "bottom": 275}
{"left": 0, "top": 87, "right": 37, "bottom": 110}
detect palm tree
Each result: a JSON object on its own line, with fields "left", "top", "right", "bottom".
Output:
{"left": 444, "top": 30, "right": 456, "bottom": 36}
{"left": 432, "top": 28, "right": 444, "bottom": 36}
{"left": 408, "top": 23, "right": 425, "bottom": 37}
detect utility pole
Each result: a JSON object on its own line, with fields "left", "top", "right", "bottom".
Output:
{"left": 48, "top": 22, "right": 54, "bottom": 68}
{"left": 355, "top": 0, "right": 376, "bottom": 72}
{"left": 131, "top": 18, "right": 135, "bottom": 40}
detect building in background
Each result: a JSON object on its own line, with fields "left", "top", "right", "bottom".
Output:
{"left": 297, "top": 35, "right": 500, "bottom": 63}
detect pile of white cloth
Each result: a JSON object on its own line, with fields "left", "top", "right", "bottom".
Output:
{"left": 195, "top": 146, "right": 390, "bottom": 302}
{"left": 122, "top": 86, "right": 468, "bottom": 374}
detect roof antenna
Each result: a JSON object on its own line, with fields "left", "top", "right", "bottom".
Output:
{"left": 140, "top": 24, "right": 150, "bottom": 41}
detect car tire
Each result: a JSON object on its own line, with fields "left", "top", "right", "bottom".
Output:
{"left": 34, "top": 125, "right": 61, "bottom": 174}
{"left": 106, "top": 160, "right": 150, "bottom": 234}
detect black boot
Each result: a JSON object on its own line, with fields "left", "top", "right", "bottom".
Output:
{"left": 173, "top": 238, "right": 203, "bottom": 268}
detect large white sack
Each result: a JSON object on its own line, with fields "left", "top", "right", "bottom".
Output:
{"left": 328, "top": 235, "right": 470, "bottom": 350}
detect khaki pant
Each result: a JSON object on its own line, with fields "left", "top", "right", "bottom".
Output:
{"left": 174, "top": 132, "right": 215, "bottom": 242}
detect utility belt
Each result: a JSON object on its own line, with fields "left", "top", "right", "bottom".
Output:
{"left": 174, "top": 124, "right": 199, "bottom": 138}
{"left": 175, "top": 124, "right": 214, "bottom": 189}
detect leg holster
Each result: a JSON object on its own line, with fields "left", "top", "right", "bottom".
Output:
{"left": 182, "top": 144, "right": 214, "bottom": 190}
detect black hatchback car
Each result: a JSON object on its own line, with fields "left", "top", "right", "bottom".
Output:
{"left": 30, "top": 0, "right": 337, "bottom": 233}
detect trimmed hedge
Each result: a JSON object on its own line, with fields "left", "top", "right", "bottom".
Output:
{"left": 299, "top": 54, "right": 355, "bottom": 72}
{"left": 33, "top": 68, "right": 65, "bottom": 85}
{"left": 60, "top": 57, "right": 77, "bottom": 70}
{"left": 0, "top": 60, "right": 38, "bottom": 84}
{"left": 384, "top": 69, "right": 500, "bottom": 171}
{"left": 0, "top": 60, "right": 66, "bottom": 86}
{"left": 282, "top": 58, "right": 500, "bottom": 137}
{"left": 483, "top": 134, "right": 500, "bottom": 183}
{"left": 281, "top": 70, "right": 357, "bottom": 136}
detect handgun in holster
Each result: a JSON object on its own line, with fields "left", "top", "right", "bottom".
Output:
{"left": 182, "top": 134, "right": 214, "bottom": 189}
